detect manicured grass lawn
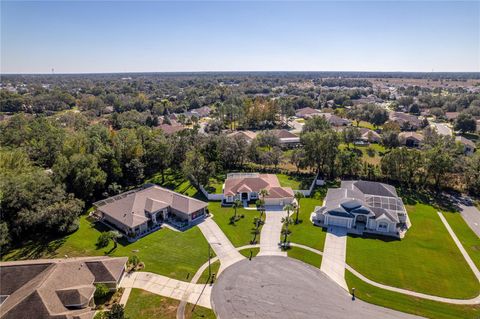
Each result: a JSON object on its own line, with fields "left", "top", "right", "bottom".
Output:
{"left": 146, "top": 169, "right": 206, "bottom": 200}
{"left": 287, "top": 246, "right": 322, "bottom": 268}
{"left": 352, "top": 120, "right": 376, "bottom": 130}
{"left": 125, "top": 289, "right": 215, "bottom": 319}
{"left": 3, "top": 216, "right": 211, "bottom": 281}
{"left": 239, "top": 247, "right": 260, "bottom": 258}
{"left": 197, "top": 248, "right": 259, "bottom": 284}
{"left": 205, "top": 174, "right": 225, "bottom": 194}
{"left": 346, "top": 203, "right": 480, "bottom": 299}
{"left": 345, "top": 271, "right": 480, "bottom": 319}
{"left": 210, "top": 202, "right": 263, "bottom": 247}
{"left": 287, "top": 187, "right": 328, "bottom": 251}
{"left": 197, "top": 260, "right": 220, "bottom": 285}
{"left": 442, "top": 212, "right": 480, "bottom": 269}
{"left": 277, "top": 173, "right": 314, "bottom": 190}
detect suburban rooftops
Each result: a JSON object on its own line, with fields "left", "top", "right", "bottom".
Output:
{"left": 94, "top": 185, "right": 208, "bottom": 228}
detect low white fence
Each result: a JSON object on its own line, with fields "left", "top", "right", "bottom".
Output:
{"left": 199, "top": 185, "right": 223, "bottom": 201}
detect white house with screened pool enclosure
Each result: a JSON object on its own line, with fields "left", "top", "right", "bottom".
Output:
{"left": 311, "top": 180, "right": 411, "bottom": 238}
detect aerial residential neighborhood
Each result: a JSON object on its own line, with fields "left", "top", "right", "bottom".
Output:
{"left": 1, "top": 1, "right": 480, "bottom": 319}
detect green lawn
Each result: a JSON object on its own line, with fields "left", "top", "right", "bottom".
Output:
{"left": 442, "top": 212, "right": 480, "bottom": 269}
{"left": 239, "top": 247, "right": 260, "bottom": 258}
{"left": 125, "top": 288, "right": 215, "bottom": 319}
{"left": 287, "top": 187, "right": 328, "bottom": 251}
{"left": 210, "top": 202, "right": 263, "bottom": 247}
{"left": 197, "top": 260, "right": 221, "bottom": 285}
{"left": 277, "top": 173, "right": 314, "bottom": 190}
{"left": 346, "top": 271, "right": 480, "bottom": 319}
{"left": 287, "top": 246, "right": 322, "bottom": 268}
{"left": 146, "top": 169, "right": 206, "bottom": 200}
{"left": 352, "top": 120, "right": 376, "bottom": 130}
{"left": 347, "top": 203, "right": 480, "bottom": 299}
{"left": 3, "top": 216, "right": 211, "bottom": 281}
{"left": 205, "top": 174, "right": 225, "bottom": 194}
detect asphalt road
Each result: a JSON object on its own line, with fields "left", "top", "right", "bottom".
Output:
{"left": 211, "top": 256, "right": 423, "bottom": 319}
{"left": 459, "top": 203, "right": 480, "bottom": 238}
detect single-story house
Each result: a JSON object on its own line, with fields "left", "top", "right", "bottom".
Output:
{"left": 398, "top": 131, "right": 424, "bottom": 148}
{"left": 227, "top": 130, "right": 257, "bottom": 143}
{"left": 94, "top": 184, "right": 208, "bottom": 237}
{"left": 0, "top": 256, "right": 127, "bottom": 319}
{"left": 456, "top": 136, "right": 476, "bottom": 155}
{"left": 158, "top": 122, "right": 187, "bottom": 135}
{"left": 270, "top": 129, "right": 300, "bottom": 147}
{"left": 359, "top": 128, "right": 382, "bottom": 143}
{"left": 222, "top": 173, "right": 295, "bottom": 207}
{"left": 295, "top": 107, "right": 322, "bottom": 119}
{"left": 389, "top": 112, "right": 422, "bottom": 130}
{"left": 312, "top": 181, "right": 410, "bottom": 238}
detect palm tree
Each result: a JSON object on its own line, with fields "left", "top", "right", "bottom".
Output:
{"left": 232, "top": 199, "right": 242, "bottom": 223}
{"left": 294, "top": 192, "right": 304, "bottom": 224}
{"left": 258, "top": 188, "right": 269, "bottom": 218}
{"left": 283, "top": 204, "right": 294, "bottom": 217}
{"left": 108, "top": 230, "right": 122, "bottom": 249}
{"left": 281, "top": 215, "right": 293, "bottom": 247}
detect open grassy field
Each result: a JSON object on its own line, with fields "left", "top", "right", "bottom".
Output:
{"left": 3, "top": 215, "right": 211, "bottom": 281}
{"left": 287, "top": 246, "right": 322, "bottom": 267}
{"left": 442, "top": 212, "right": 480, "bottom": 269}
{"left": 277, "top": 173, "right": 314, "bottom": 190}
{"left": 346, "top": 271, "right": 480, "bottom": 319}
{"left": 197, "top": 260, "right": 221, "bottom": 285}
{"left": 146, "top": 169, "right": 206, "bottom": 200}
{"left": 352, "top": 120, "right": 376, "bottom": 130}
{"left": 210, "top": 201, "right": 263, "bottom": 247}
{"left": 125, "top": 288, "right": 215, "bottom": 319}
{"left": 346, "top": 203, "right": 480, "bottom": 299}
{"left": 287, "top": 187, "right": 328, "bottom": 251}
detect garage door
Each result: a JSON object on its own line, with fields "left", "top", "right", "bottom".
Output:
{"left": 327, "top": 216, "right": 349, "bottom": 227}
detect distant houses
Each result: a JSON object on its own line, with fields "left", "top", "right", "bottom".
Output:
{"left": 398, "top": 131, "right": 424, "bottom": 148}
{"left": 227, "top": 130, "right": 257, "bottom": 143}
{"left": 388, "top": 112, "right": 422, "bottom": 130}
{"left": 295, "top": 107, "right": 321, "bottom": 118}
{"left": 358, "top": 128, "right": 382, "bottom": 143}
{"left": 455, "top": 136, "right": 476, "bottom": 155}
{"left": 270, "top": 129, "right": 300, "bottom": 147}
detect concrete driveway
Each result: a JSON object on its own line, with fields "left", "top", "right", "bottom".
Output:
{"left": 320, "top": 226, "right": 348, "bottom": 290}
{"left": 212, "top": 256, "right": 422, "bottom": 319}
{"left": 258, "top": 209, "right": 287, "bottom": 257}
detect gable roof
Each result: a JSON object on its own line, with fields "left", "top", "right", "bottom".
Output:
{"left": 95, "top": 185, "right": 208, "bottom": 228}
{"left": 456, "top": 136, "right": 476, "bottom": 149}
{"left": 295, "top": 107, "right": 321, "bottom": 117}
{"left": 227, "top": 130, "right": 257, "bottom": 141}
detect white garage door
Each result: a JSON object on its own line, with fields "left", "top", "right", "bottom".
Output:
{"left": 327, "top": 216, "right": 349, "bottom": 227}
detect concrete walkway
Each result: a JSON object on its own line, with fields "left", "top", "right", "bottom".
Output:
{"left": 120, "top": 271, "right": 212, "bottom": 308}
{"left": 258, "top": 209, "right": 287, "bottom": 256}
{"left": 197, "top": 217, "right": 244, "bottom": 274}
{"left": 458, "top": 203, "right": 480, "bottom": 238}
{"left": 320, "top": 226, "right": 348, "bottom": 291}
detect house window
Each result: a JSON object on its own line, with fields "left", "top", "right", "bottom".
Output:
{"left": 378, "top": 222, "right": 388, "bottom": 231}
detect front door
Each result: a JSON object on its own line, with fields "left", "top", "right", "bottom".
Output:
{"left": 242, "top": 192, "right": 248, "bottom": 200}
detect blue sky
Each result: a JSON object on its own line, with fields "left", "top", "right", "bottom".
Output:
{"left": 1, "top": 1, "right": 479, "bottom": 73}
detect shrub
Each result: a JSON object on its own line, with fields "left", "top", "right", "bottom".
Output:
{"left": 94, "top": 283, "right": 110, "bottom": 300}
{"left": 128, "top": 255, "right": 140, "bottom": 269}
{"left": 96, "top": 233, "right": 110, "bottom": 248}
